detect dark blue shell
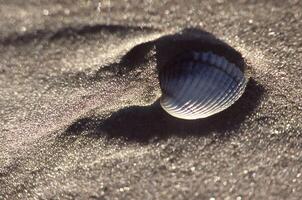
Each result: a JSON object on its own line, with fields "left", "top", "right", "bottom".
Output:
{"left": 159, "top": 51, "right": 247, "bottom": 120}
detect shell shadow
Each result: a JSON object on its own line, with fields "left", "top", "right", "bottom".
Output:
{"left": 62, "top": 27, "right": 264, "bottom": 143}
{"left": 119, "top": 27, "right": 246, "bottom": 75}
{"left": 64, "top": 28, "right": 247, "bottom": 85}
{"left": 64, "top": 79, "right": 264, "bottom": 143}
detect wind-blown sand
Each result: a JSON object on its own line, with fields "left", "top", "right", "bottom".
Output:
{"left": 0, "top": 0, "right": 301, "bottom": 199}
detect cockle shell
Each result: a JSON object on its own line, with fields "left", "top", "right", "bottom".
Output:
{"left": 159, "top": 51, "right": 248, "bottom": 120}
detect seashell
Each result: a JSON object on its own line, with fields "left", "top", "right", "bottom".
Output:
{"left": 159, "top": 51, "right": 248, "bottom": 120}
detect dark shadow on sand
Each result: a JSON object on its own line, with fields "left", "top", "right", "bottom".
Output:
{"left": 89, "top": 28, "right": 248, "bottom": 82}
{"left": 64, "top": 79, "right": 264, "bottom": 143}
{"left": 52, "top": 28, "right": 249, "bottom": 88}
{"left": 61, "top": 28, "right": 264, "bottom": 143}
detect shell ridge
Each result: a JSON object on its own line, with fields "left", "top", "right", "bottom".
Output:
{"left": 174, "top": 63, "right": 212, "bottom": 117}
{"left": 190, "top": 68, "right": 233, "bottom": 118}
{"left": 220, "top": 77, "right": 247, "bottom": 110}
{"left": 187, "top": 52, "right": 234, "bottom": 116}
{"left": 206, "top": 77, "right": 245, "bottom": 116}
{"left": 187, "top": 67, "right": 222, "bottom": 117}
{"left": 185, "top": 64, "right": 218, "bottom": 115}
{"left": 173, "top": 63, "right": 207, "bottom": 115}
{"left": 161, "top": 62, "right": 187, "bottom": 109}
{"left": 173, "top": 63, "right": 198, "bottom": 111}
{"left": 194, "top": 62, "right": 241, "bottom": 116}
{"left": 191, "top": 55, "right": 245, "bottom": 117}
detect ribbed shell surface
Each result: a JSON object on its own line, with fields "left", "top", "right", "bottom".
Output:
{"left": 159, "top": 51, "right": 248, "bottom": 120}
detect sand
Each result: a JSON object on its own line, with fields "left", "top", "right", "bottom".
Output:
{"left": 0, "top": 0, "right": 302, "bottom": 199}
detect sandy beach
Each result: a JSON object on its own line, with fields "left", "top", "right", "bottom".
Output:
{"left": 0, "top": 0, "right": 302, "bottom": 199}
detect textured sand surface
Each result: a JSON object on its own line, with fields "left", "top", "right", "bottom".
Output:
{"left": 0, "top": 0, "right": 302, "bottom": 199}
